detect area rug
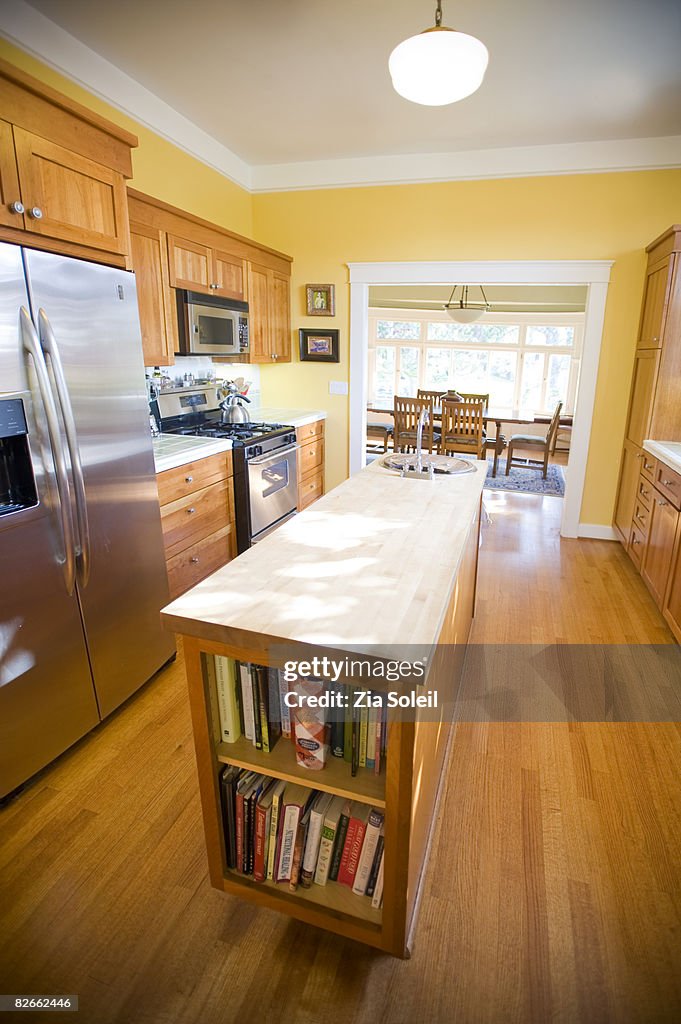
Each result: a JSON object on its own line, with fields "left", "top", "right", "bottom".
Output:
{"left": 481, "top": 456, "right": 565, "bottom": 496}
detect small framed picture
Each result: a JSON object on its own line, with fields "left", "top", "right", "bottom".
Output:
{"left": 305, "top": 283, "right": 335, "bottom": 317}
{"left": 299, "top": 328, "right": 340, "bottom": 362}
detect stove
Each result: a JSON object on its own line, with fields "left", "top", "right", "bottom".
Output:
{"left": 155, "top": 385, "right": 299, "bottom": 553}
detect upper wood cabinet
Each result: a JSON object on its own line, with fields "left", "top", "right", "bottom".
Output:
{"left": 127, "top": 191, "right": 292, "bottom": 367}
{"left": 637, "top": 260, "right": 670, "bottom": 350}
{"left": 129, "top": 221, "right": 178, "bottom": 366}
{"left": 167, "top": 234, "right": 247, "bottom": 302}
{"left": 248, "top": 262, "right": 291, "bottom": 363}
{"left": 0, "top": 119, "right": 23, "bottom": 230}
{"left": 626, "top": 348, "right": 660, "bottom": 447}
{"left": 0, "top": 58, "right": 136, "bottom": 265}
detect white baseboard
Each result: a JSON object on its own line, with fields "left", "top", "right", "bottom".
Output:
{"left": 577, "top": 523, "right": 618, "bottom": 540}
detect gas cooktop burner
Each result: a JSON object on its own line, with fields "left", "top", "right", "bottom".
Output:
{"left": 167, "top": 419, "right": 292, "bottom": 443}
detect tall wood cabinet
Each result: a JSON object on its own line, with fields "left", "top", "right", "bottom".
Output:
{"left": 614, "top": 227, "right": 681, "bottom": 547}
{"left": 0, "top": 58, "right": 136, "bottom": 265}
{"left": 127, "top": 190, "right": 292, "bottom": 367}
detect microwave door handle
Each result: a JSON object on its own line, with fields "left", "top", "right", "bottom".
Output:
{"left": 248, "top": 443, "right": 300, "bottom": 466}
{"left": 38, "top": 309, "right": 91, "bottom": 588}
{"left": 19, "top": 307, "right": 77, "bottom": 596}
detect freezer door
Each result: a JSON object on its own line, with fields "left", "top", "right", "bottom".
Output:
{"left": 24, "top": 248, "right": 175, "bottom": 718}
{"left": 0, "top": 242, "right": 99, "bottom": 798}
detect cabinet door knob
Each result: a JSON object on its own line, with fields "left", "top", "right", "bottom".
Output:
{"left": 632, "top": 537, "right": 640, "bottom": 545}
{"left": 190, "top": 556, "right": 199, "bottom": 564}
{"left": 185, "top": 475, "right": 193, "bottom": 483}
{"left": 187, "top": 507, "right": 196, "bottom": 515}
{"left": 28, "top": 206, "right": 43, "bottom": 219}
{"left": 9, "top": 200, "right": 24, "bottom": 215}
{"left": 652, "top": 336, "right": 658, "bottom": 342}
{"left": 642, "top": 489, "right": 649, "bottom": 497}
{"left": 657, "top": 499, "right": 668, "bottom": 506}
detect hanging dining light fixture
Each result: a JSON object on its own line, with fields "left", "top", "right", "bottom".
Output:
{"left": 389, "top": 1, "right": 489, "bottom": 106}
{"left": 444, "top": 285, "right": 490, "bottom": 322}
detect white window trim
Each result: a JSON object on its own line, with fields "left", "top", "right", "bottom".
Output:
{"left": 348, "top": 261, "right": 613, "bottom": 540}
{"left": 367, "top": 308, "right": 584, "bottom": 416}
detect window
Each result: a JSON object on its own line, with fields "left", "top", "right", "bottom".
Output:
{"left": 367, "top": 310, "right": 583, "bottom": 415}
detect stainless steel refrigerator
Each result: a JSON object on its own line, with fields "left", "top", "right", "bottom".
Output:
{"left": 0, "top": 242, "right": 175, "bottom": 799}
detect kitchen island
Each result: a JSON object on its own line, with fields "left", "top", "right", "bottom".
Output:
{"left": 161, "top": 458, "right": 487, "bottom": 956}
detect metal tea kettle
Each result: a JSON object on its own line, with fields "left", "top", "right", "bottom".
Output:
{"left": 219, "top": 384, "right": 251, "bottom": 424}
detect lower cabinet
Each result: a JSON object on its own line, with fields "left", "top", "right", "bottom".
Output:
{"left": 157, "top": 452, "right": 236, "bottom": 599}
{"left": 297, "top": 419, "right": 325, "bottom": 511}
{"left": 621, "top": 450, "right": 681, "bottom": 636}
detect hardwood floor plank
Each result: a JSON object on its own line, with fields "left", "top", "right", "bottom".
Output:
{"left": 1, "top": 492, "right": 679, "bottom": 1022}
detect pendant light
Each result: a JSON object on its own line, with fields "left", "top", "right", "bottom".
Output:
{"left": 389, "top": 1, "right": 489, "bottom": 106}
{"left": 444, "top": 285, "right": 490, "bottom": 323}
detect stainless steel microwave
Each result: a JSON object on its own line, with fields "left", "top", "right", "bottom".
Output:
{"left": 176, "top": 290, "right": 250, "bottom": 358}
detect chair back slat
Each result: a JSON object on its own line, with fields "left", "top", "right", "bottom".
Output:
{"left": 393, "top": 395, "right": 436, "bottom": 452}
{"left": 545, "top": 401, "right": 563, "bottom": 447}
{"left": 439, "top": 400, "right": 485, "bottom": 459}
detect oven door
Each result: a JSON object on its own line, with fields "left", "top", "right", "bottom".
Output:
{"left": 247, "top": 444, "right": 299, "bottom": 542}
{"left": 187, "top": 303, "right": 242, "bottom": 356}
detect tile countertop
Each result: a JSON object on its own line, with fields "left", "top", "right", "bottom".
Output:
{"left": 152, "top": 434, "right": 232, "bottom": 474}
{"left": 643, "top": 440, "right": 681, "bottom": 475}
{"left": 250, "top": 407, "right": 327, "bottom": 428}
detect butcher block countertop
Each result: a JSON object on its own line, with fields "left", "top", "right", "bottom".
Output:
{"left": 161, "top": 459, "right": 486, "bottom": 655}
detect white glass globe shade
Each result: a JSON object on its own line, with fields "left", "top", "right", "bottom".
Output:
{"left": 445, "top": 305, "right": 485, "bottom": 323}
{"left": 389, "top": 27, "right": 489, "bottom": 106}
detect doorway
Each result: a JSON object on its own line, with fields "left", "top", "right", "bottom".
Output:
{"left": 348, "top": 261, "right": 612, "bottom": 538}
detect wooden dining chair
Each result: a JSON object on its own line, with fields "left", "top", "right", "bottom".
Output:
{"left": 505, "top": 401, "right": 563, "bottom": 479}
{"left": 454, "top": 392, "right": 507, "bottom": 476}
{"left": 438, "top": 400, "right": 485, "bottom": 460}
{"left": 393, "top": 395, "right": 438, "bottom": 453}
{"left": 417, "top": 388, "right": 447, "bottom": 403}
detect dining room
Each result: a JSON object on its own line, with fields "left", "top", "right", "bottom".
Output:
{"left": 363, "top": 283, "right": 587, "bottom": 505}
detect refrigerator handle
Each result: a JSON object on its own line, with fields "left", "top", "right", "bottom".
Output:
{"left": 38, "top": 309, "right": 91, "bottom": 588}
{"left": 19, "top": 307, "right": 77, "bottom": 596}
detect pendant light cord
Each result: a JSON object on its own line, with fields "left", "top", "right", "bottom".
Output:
{"left": 435, "top": 1, "right": 443, "bottom": 28}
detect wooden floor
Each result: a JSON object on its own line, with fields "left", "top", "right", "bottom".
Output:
{"left": 1, "top": 493, "right": 680, "bottom": 1023}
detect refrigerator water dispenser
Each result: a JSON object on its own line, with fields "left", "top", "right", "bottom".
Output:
{"left": 0, "top": 397, "right": 38, "bottom": 516}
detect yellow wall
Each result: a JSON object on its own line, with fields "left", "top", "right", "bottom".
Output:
{"left": 3, "top": 41, "right": 681, "bottom": 525}
{"left": 0, "top": 39, "right": 253, "bottom": 237}
{"left": 253, "top": 173, "right": 681, "bottom": 524}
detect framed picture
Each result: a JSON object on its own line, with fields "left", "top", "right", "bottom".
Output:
{"left": 299, "top": 328, "right": 340, "bottom": 362}
{"left": 306, "top": 283, "right": 335, "bottom": 317}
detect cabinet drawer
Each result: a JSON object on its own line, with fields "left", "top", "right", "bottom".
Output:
{"left": 632, "top": 500, "right": 651, "bottom": 537}
{"left": 296, "top": 419, "right": 325, "bottom": 444}
{"left": 161, "top": 479, "right": 233, "bottom": 556}
{"left": 628, "top": 522, "right": 646, "bottom": 569}
{"left": 636, "top": 475, "right": 654, "bottom": 510}
{"left": 640, "top": 452, "right": 657, "bottom": 481}
{"left": 157, "top": 451, "right": 232, "bottom": 505}
{"left": 166, "top": 524, "right": 235, "bottom": 600}
{"left": 298, "top": 438, "right": 324, "bottom": 479}
{"left": 654, "top": 462, "right": 681, "bottom": 510}
{"left": 298, "top": 470, "right": 324, "bottom": 511}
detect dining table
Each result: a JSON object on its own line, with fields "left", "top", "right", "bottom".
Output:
{"left": 366, "top": 401, "right": 537, "bottom": 476}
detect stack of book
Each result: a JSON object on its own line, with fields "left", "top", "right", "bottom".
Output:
{"left": 210, "top": 656, "right": 388, "bottom": 778}
{"left": 220, "top": 765, "right": 385, "bottom": 909}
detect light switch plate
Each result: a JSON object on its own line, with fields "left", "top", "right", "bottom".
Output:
{"left": 329, "top": 381, "right": 348, "bottom": 395}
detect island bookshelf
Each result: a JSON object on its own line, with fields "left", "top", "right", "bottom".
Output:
{"left": 175, "top": 493, "right": 481, "bottom": 958}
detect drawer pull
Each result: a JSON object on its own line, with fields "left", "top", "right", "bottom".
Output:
{"left": 190, "top": 556, "right": 199, "bottom": 564}
{"left": 641, "top": 488, "right": 649, "bottom": 498}
{"left": 657, "top": 499, "right": 668, "bottom": 507}
{"left": 632, "top": 537, "right": 640, "bottom": 545}
{"left": 185, "top": 475, "right": 193, "bottom": 483}
{"left": 662, "top": 479, "right": 676, "bottom": 487}
{"left": 187, "top": 507, "right": 196, "bottom": 515}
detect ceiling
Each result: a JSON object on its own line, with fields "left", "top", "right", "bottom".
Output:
{"left": 6, "top": 0, "right": 681, "bottom": 188}
{"left": 369, "top": 285, "right": 587, "bottom": 313}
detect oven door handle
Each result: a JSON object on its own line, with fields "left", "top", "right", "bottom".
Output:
{"left": 248, "top": 443, "right": 300, "bottom": 466}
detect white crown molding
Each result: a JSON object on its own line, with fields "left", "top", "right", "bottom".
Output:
{"left": 0, "top": 0, "right": 252, "bottom": 190}
{"left": 251, "top": 137, "right": 681, "bottom": 193}
{"left": 2, "top": 0, "right": 680, "bottom": 195}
